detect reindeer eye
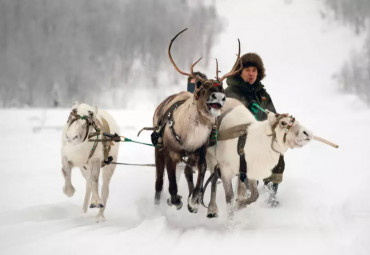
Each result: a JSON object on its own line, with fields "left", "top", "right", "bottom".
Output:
{"left": 281, "top": 121, "right": 287, "bottom": 126}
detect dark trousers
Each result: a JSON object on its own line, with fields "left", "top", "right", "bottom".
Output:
{"left": 263, "top": 155, "right": 285, "bottom": 184}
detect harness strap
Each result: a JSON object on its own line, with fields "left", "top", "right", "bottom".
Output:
{"left": 87, "top": 134, "right": 99, "bottom": 163}
{"left": 100, "top": 117, "right": 112, "bottom": 166}
{"left": 268, "top": 115, "right": 288, "bottom": 154}
{"left": 237, "top": 133, "right": 248, "bottom": 184}
{"left": 156, "top": 100, "right": 186, "bottom": 146}
{"left": 216, "top": 108, "right": 234, "bottom": 129}
{"left": 86, "top": 117, "right": 112, "bottom": 165}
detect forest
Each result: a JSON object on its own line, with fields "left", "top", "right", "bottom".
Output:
{"left": 0, "top": 0, "right": 221, "bottom": 107}
{"left": 324, "top": 0, "right": 370, "bottom": 103}
{"left": 0, "top": 0, "right": 369, "bottom": 107}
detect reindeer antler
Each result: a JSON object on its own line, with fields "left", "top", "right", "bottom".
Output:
{"left": 168, "top": 28, "right": 206, "bottom": 82}
{"left": 219, "top": 39, "right": 243, "bottom": 82}
{"left": 215, "top": 58, "right": 221, "bottom": 81}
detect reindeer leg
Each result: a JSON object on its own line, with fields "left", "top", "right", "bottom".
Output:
{"left": 96, "top": 165, "right": 115, "bottom": 221}
{"left": 207, "top": 172, "right": 219, "bottom": 218}
{"left": 89, "top": 160, "right": 103, "bottom": 209}
{"left": 222, "top": 176, "right": 235, "bottom": 220}
{"left": 154, "top": 148, "right": 165, "bottom": 205}
{"left": 166, "top": 156, "right": 182, "bottom": 210}
{"left": 184, "top": 157, "right": 196, "bottom": 196}
{"left": 80, "top": 167, "right": 91, "bottom": 213}
{"left": 235, "top": 179, "right": 259, "bottom": 210}
{"left": 188, "top": 146, "right": 207, "bottom": 213}
{"left": 62, "top": 158, "right": 75, "bottom": 197}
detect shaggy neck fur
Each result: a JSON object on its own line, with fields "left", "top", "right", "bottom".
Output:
{"left": 161, "top": 93, "right": 214, "bottom": 152}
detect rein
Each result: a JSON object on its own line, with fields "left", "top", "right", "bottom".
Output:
{"left": 88, "top": 132, "right": 155, "bottom": 147}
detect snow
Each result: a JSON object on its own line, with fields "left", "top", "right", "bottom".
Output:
{"left": 1, "top": 0, "right": 370, "bottom": 254}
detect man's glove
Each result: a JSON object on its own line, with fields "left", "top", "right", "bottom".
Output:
{"left": 248, "top": 100, "right": 267, "bottom": 120}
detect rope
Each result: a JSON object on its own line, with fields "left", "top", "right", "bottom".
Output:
{"left": 121, "top": 137, "right": 155, "bottom": 147}
{"left": 88, "top": 132, "right": 155, "bottom": 147}
{"left": 109, "top": 162, "right": 156, "bottom": 167}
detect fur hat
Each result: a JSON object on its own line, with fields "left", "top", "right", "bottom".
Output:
{"left": 187, "top": 71, "right": 207, "bottom": 83}
{"left": 234, "top": 53, "right": 266, "bottom": 81}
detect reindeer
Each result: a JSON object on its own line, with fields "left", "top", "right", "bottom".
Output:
{"left": 61, "top": 102, "right": 119, "bottom": 221}
{"left": 204, "top": 99, "right": 314, "bottom": 219}
{"left": 151, "top": 28, "right": 242, "bottom": 213}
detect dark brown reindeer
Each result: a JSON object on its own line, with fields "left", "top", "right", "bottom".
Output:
{"left": 152, "top": 28, "right": 242, "bottom": 213}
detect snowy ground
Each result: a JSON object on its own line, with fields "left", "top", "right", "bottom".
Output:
{"left": 1, "top": 0, "right": 370, "bottom": 254}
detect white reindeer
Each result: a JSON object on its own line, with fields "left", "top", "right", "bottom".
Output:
{"left": 61, "top": 102, "right": 119, "bottom": 221}
{"left": 205, "top": 99, "right": 313, "bottom": 219}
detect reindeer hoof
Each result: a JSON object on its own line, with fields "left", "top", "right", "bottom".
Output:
{"left": 95, "top": 215, "right": 106, "bottom": 223}
{"left": 98, "top": 203, "right": 104, "bottom": 208}
{"left": 167, "top": 197, "right": 183, "bottom": 210}
{"left": 175, "top": 202, "right": 183, "bottom": 210}
{"left": 63, "top": 186, "right": 75, "bottom": 197}
{"left": 187, "top": 193, "right": 200, "bottom": 213}
{"left": 265, "top": 195, "right": 280, "bottom": 208}
{"left": 268, "top": 200, "right": 280, "bottom": 208}
{"left": 189, "top": 189, "right": 203, "bottom": 204}
{"left": 90, "top": 204, "right": 96, "bottom": 208}
{"left": 207, "top": 213, "right": 218, "bottom": 218}
{"left": 187, "top": 204, "right": 198, "bottom": 213}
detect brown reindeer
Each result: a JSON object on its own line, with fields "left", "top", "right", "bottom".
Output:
{"left": 152, "top": 28, "right": 242, "bottom": 213}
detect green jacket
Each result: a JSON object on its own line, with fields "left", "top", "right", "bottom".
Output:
{"left": 225, "top": 76, "right": 276, "bottom": 121}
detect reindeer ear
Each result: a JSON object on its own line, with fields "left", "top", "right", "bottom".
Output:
{"left": 267, "top": 110, "right": 277, "bottom": 125}
{"left": 72, "top": 101, "right": 80, "bottom": 110}
{"left": 93, "top": 105, "right": 98, "bottom": 116}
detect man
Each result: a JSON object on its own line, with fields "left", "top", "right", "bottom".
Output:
{"left": 187, "top": 72, "right": 207, "bottom": 93}
{"left": 225, "top": 52, "right": 284, "bottom": 207}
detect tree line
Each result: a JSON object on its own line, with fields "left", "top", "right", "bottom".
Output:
{"left": 324, "top": 0, "right": 370, "bottom": 104}
{"left": 0, "top": 0, "right": 222, "bottom": 107}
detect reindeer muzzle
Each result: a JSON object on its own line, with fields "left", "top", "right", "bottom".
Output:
{"left": 207, "top": 92, "right": 225, "bottom": 117}
{"left": 207, "top": 92, "right": 225, "bottom": 109}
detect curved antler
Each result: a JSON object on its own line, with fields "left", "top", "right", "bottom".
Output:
{"left": 168, "top": 28, "right": 205, "bottom": 81}
{"left": 190, "top": 57, "right": 205, "bottom": 81}
{"left": 219, "top": 39, "right": 243, "bottom": 82}
{"left": 215, "top": 58, "right": 220, "bottom": 81}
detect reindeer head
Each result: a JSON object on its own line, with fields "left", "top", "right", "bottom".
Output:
{"left": 168, "top": 28, "right": 243, "bottom": 118}
{"left": 266, "top": 110, "right": 313, "bottom": 151}
{"left": 65, "top": 102, "right": 98, "bottom": 145}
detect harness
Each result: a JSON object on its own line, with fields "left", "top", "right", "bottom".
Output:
{"left": 268, "top": 113, "right": 295, "bottom": 154}
{"left": 151, "top": 100, "right": 186, "bottom": 148}
{"left": 217, "top": 122, "right": 251, "bottom": 183}
{"left": 211, "top": 112, "right": 295, "bottom": 183}
{"left": 67, "top": 111, "right": 112, "bottom": 166}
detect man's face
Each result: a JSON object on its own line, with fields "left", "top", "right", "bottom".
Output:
{"left": 241, "top": 66, "right": 258, "bottom": 84}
